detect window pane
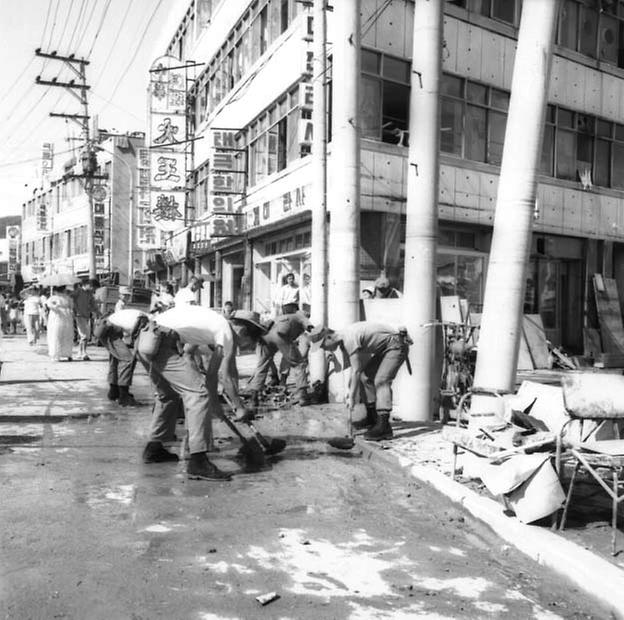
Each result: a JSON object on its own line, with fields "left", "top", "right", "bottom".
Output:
{"left": 467, "top": 82, "right": 487, "bottom": 104}
{"left": 579, "top": 5, "right": 599, "bottom": 57}
{"left": 556, "top": 129, "right": 577, "bottom": 180}
{"left": 382, "top": 81, "right": 409, "bottom": 123}
{"left": 360, "top": 76, "right": 381, "bottom": 139}
{"left": 577, "top": 133, "right": 593, "bottom": 170}
{"left": 287, "top": 109, "right": 299, "bottom": 162}
{"left": 558, "top": 108, "right": 575, "bottom": 128}
{"left": 492, "top": 0, "right": 515, "bottom": 24}
{"left": 487, "top": 110, "right": 506, "bottom": 165}
{"left": 441, "top": 74, "right": 463, "bottom": 98}
{"left": 436, "top": 254, "right": 457, "bottom": 297}
{"left": 440, "top": 99, "right": 463, "bottom": 155}
{"left": 465, "top": 104, "right": 486, "bottom": 162}
{"left": 540, "top": 124, "right": 554, "bottom": 176}
{"left": 616, "top": 123, "right": 624, "bottom": 141}
{"left": 383, "top": 56, "right": 410, "bottom": 83}
{"left": 490, "top": 88, "right": 509, "bottom": 111}
{"left": 559, "top": 0, "right": 579, "bottom": 49}
{"left": 599, "top": 13, "right": 619, "bottom": 64}
{"left": 362, "top": 49, "right": 380, "bottom": 74}
{"left": 545, "top": 104, "right": 556, "bottom": 124}
{"left": 597, "top": 119, "right": 612, "bottom": 137}
{"left": 613, "top": 142, "right": 624, "bottom": 188}
{"left": 277, "top": 118, "right": 287, "bottom": 171}
{"left": 267, "top": 127, "right": 278, "bottom": 174}
{"left": 457, "top": 254, "right": 484, "bottom": 307}
{"left": 594, "top": 138, "right": 610, "bottom": 187}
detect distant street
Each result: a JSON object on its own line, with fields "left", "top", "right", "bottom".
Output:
{"left": 0, "top": 334, "right": 610, "bottom": 619}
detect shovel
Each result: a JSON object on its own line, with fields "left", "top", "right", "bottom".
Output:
{"left": 327, "top": 405, "right": 355, "bottom": 450}
{"left": 221, "top": 391, "right": 287, "bottom": 457}
{"left": 214, "top": 408, "right": 268, "bottom": 470}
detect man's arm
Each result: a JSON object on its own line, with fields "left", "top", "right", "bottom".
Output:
{"left": 347, "top": 351, "right": 363, "bottom": 410}
{"left": 219, "top": 344, "right": 246, "bottom": 413}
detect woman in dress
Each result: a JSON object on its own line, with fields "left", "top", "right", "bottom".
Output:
{"left": 46, "top": 286, "right": 74, "bottom": 361}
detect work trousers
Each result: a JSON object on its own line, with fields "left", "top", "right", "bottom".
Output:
{"left": 24, "top": 314, "right": 40, "bottom": 344}
{"left": 137, "top": 333, "right": 213, "bottom": 454}
{"left": 360, "top": 343, "right": 407, "bottom": 411}
{"left": 248, "top": 334, "right": 307, "bottom": 393}
{"left": 105, "top": 337, "right": 136, "bottom": 387}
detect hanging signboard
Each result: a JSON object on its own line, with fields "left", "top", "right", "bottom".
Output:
{"left": 136, "top": 147, "right": 158, "bottom": 249}
{"left": 148, "top": 54, "right": 188, "bottom": 236}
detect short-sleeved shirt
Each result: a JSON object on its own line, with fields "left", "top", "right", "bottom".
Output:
{"left": 173, "top": 286, "right": 197, "bottom": 306}
{"left": 23, "top": 295, "right": 41, "bottom": 316}
{"left": 72, "top": 288, "right": 97, "bottom": 317}
{"left": 154, "top": 305, "right": 234, "bottom": 358}
{"left": 339, "top": 321, "right": 401, "bottom": 357}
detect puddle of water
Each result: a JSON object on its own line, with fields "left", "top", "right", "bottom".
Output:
{"left": 78, "top": 484, "right": 137, "bottom": 509}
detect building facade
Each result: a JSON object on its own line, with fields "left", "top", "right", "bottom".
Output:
{"left": 20, "top": 133, "right": 145, "bottom": 286}
{"left": 161, "top": 0, "right": 624, "bottom": 353}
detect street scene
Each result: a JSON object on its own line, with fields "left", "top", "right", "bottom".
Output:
{"left": 3, "top": 0, "right": 624, "bottom": 618}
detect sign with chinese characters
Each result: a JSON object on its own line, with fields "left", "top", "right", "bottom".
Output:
{"left": 149, "top": 55, "right": 187, "bottom": 236}
{"left": 149, "top": 55, "right": 187, "bottom": 115}
{"left": 7, "top": 226, "right": 20, "bottom": 273}
{"left": 93, "top": 202, "right": 107, "bottom": 267}
{"left": 136, "top": 147, "right": 158, "bottom": 249}
{"left": 299, "top": 6, "right": 314, "bottom": 148}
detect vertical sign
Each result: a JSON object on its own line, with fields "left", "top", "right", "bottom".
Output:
{"left": 137, "top": 147, "right": 158, "bottom": 249}
{"left": 149, "top": 55, "right": 187, "bottom": 233}
{"left": 36, "top": 196, "right": 48, "bottom": 232}
{"left": 7, "top": 226, "right": 20, "bottom": 273}
{"left": 93, "top": 202, "right": 106, "bottom": 267}
{"left": 299, "top": 6, "right": 314, "bottom": 148}
{"left": 41, "top": 143, "right": 53, "bottom": 179}
{"left": 207, "top": 129, "right": 246, "bottom": 238}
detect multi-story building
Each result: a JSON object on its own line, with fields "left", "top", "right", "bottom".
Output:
{"left": 20, "top": 133, "right": 145, "bottom": 286}
{"left": 160, "top": 0, "right": 624, "bottom": 353}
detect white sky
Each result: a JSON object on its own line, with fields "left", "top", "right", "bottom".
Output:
{"left": 0, "top": 0, "right": 182, "bottom": 215}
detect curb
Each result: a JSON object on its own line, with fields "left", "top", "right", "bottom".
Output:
{"left": 357, "top": 438, "right": 624, "bottom": 619}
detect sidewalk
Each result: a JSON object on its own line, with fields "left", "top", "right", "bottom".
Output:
{"left": 2, "top": 333, "right": 623, "bottom": 616}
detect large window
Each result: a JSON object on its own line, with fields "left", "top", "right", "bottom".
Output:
{"left": 558, "top": 0, "right": 624, "bottom": 68}
{"left": 440, "top": 74, "right": 509, "bottom": 165}
{"left": 447, "top": 0, "right": 521, "bottom": 25}
{"left": 247, "top": 87, "right": 301, "bottom": 186}
{"left": 192, "top": 0, "right": 301, "bottom": 126}
{"left": 360, "top": 49, "right": 411, "bottom": 145}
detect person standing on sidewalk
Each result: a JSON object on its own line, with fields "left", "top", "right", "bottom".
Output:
{"left": 22, "top": 287, "right": 41, "bottom": 346}
{"left": 173, "top": 276, "right": 203, "bottom": 306}
{"left": 230, "top": 310, "right": 313, "bottom": 408}
{"left": 275, "top": 273, "right": 299, "bottom": 315}
{"left": 71, "top": 280, "right": 99, "bottom": 361}
{"left": 309, "top": 322, "right": 411, "bottom": 441}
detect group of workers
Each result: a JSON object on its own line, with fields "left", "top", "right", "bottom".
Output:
{"left": 94, "top": 274, "right": 411, "bottom": 482}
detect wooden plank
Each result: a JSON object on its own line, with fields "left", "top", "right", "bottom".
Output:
{"left": 593, "top": 275, "right": 624, "bottom": 354}
{"left": 522, "top": 314, "right": 551, "bottom": 369}
{"left": 440, "top": 295, "right": 463, "bottom": 324}
{"left": 517, "top": 330, "right": 534, "bottom": 371}
{"left": 583, "top": 327, "right": 602, "bottom": 358}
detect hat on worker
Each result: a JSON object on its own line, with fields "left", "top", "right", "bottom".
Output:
{"left": 374, "top": 275, "right": 390, "bottom": 289}
{"left": 308, "top": 325, "right": 328, "bottom": 344}
{"left": 229, "top": 310, "right": 267, "bottom": 333}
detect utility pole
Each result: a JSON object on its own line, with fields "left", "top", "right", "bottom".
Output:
{"left": 35, "top": 49, "right": 97, "bottom": 279}
{"left": 470, "top": 0, "right": 559, "bottom": 426}
{"left": 400, "top": 0, "right": 444, "bottom": 422}
{"left": 309, "top": 0, "right": 328, "bottom": 382}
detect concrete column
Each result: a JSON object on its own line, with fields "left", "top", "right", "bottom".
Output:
{"left": 400, "top": 0, "right": 444, "bottom": 422}
{"left": 471, "top": 0, "right": 560, "bottom": 421}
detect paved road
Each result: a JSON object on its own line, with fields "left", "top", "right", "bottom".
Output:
{"left": 0, "top": 334, "right": 611, "bottom": 619}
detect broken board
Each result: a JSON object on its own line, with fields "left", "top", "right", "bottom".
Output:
{"left": 583, "top": 327, "right": 602, "bottom": 359}
{"left": 593, "top": 274, "right": 624, "bottom": 354}
{"left": 517, "top": 330, "right": 534, "bottom": 371}
{"left": 522, "top": 314, "right": 551, "bottom": 369}
{"left": 440, "top": 295, "right": 463, "bottom": 324}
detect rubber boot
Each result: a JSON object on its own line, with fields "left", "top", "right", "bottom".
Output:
{"left": 353, "top": 404, "right": 377, "bottom": 430}
{"left": 107, "top": 384, "right": 120, "bottom": 401}
{"left": 364, "top": 411, "right": 393, "bottom": 441}
{"left": 187, "top": 452, "right": 232, "bottom": 481}
{"left": 295, "top": 389, "right": 311, "bottom": 406}
{"left": 118, "top": 385, "right": 138, "bottom": 407}
{"left": 142, "top": 441, "right": 179, "bottom": 463}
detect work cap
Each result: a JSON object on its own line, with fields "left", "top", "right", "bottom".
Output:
{"left": 229, "top": 310, "right": 267, "bottom": 333}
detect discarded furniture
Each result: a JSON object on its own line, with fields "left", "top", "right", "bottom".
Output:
{"left": 557, "top": 372, "right": 624, "bottom": 555}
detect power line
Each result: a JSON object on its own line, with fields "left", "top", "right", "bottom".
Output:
{"left": 86, "top": 0, "right": 113, "bottom": 58}
{"left": 75, "top": 0, "right": 100, "bottom": 52}
{"left": 107, "top": 0, "right": 165, "bottom": 101}
{"left": 45, "top": 0, "right": 62, "bottom": 49}
{"left": 0, "top": 57, "right": 35, "bottom": 105}
{"left": 0, "top": 146, "right": 75, "bottom": 170}
{"left": 93, "top": 0, "right": 134, "bottom": 90}
{"left": 41, "top": 0, "right": 55, "bottom": 45}
{"left": 66, "top": 0, "right": 89, "bottom": 52}
{"left": 54, "top": 0, "right": 76, "bottom": 53}
{"left": 90, "top": 88, "right": 144, "bottom": 124}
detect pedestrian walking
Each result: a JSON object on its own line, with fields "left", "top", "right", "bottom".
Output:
{"left": 173, "top": 276, "right": 203, "bottom": 306}
{"left": 22, "top": 287, "right": 41, "bottom": 345}
{"left": 8, "top": 296, "right": 21, "bottom": 335}
{"left": 71, "top": 280, "right": 99, "bottom": 360}
{"left": 309, "top": 322, "right": 412, "bottom": 441}
{"left": 46, "top": 287, "right": 74, "bottom": 361}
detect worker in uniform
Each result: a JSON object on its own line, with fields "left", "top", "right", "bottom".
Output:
{"left": 94, "top": 308, "right": 147, "bottom": 407}
{"left": 309, "top": 322, "right": 411, "bottom": 441}
{"left": 230, "top": 310, "right": 313, "bottom": 410}
{"left": 135, "top": 305, "right": 252, "bottom": 481}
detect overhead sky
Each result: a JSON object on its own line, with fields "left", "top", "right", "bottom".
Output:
{"left": 0, "top": 0, "right": 184, "bottom": 215}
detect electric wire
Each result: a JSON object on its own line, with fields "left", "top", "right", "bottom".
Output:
{"left": 90, "top": 89, "right": 145, "bottom": 124}
{"left": 0, "top": 57, "right": 35, "bottom": 105}
{"left": 64, "top": 0, "right": 87, "bottom": 53}
{"left": 86, "top": 0, "right": 113, "bottom": 58}
{"left": 0, "top": 146, "right": 75, "bottom": 169}
{"left": 54, "top": 0, "right": 76, "bottom": 54}
{"left": 45, "top": 0, "right": 62, "bottom": 49}
{"left": 107, "top": 0, "right": 165, "bottom": 101}
{"left": 40, "top": 0, "right": 55, "bottom": 46}
{"left": 74, "top": 0, "right": 98, "bottom": 53}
